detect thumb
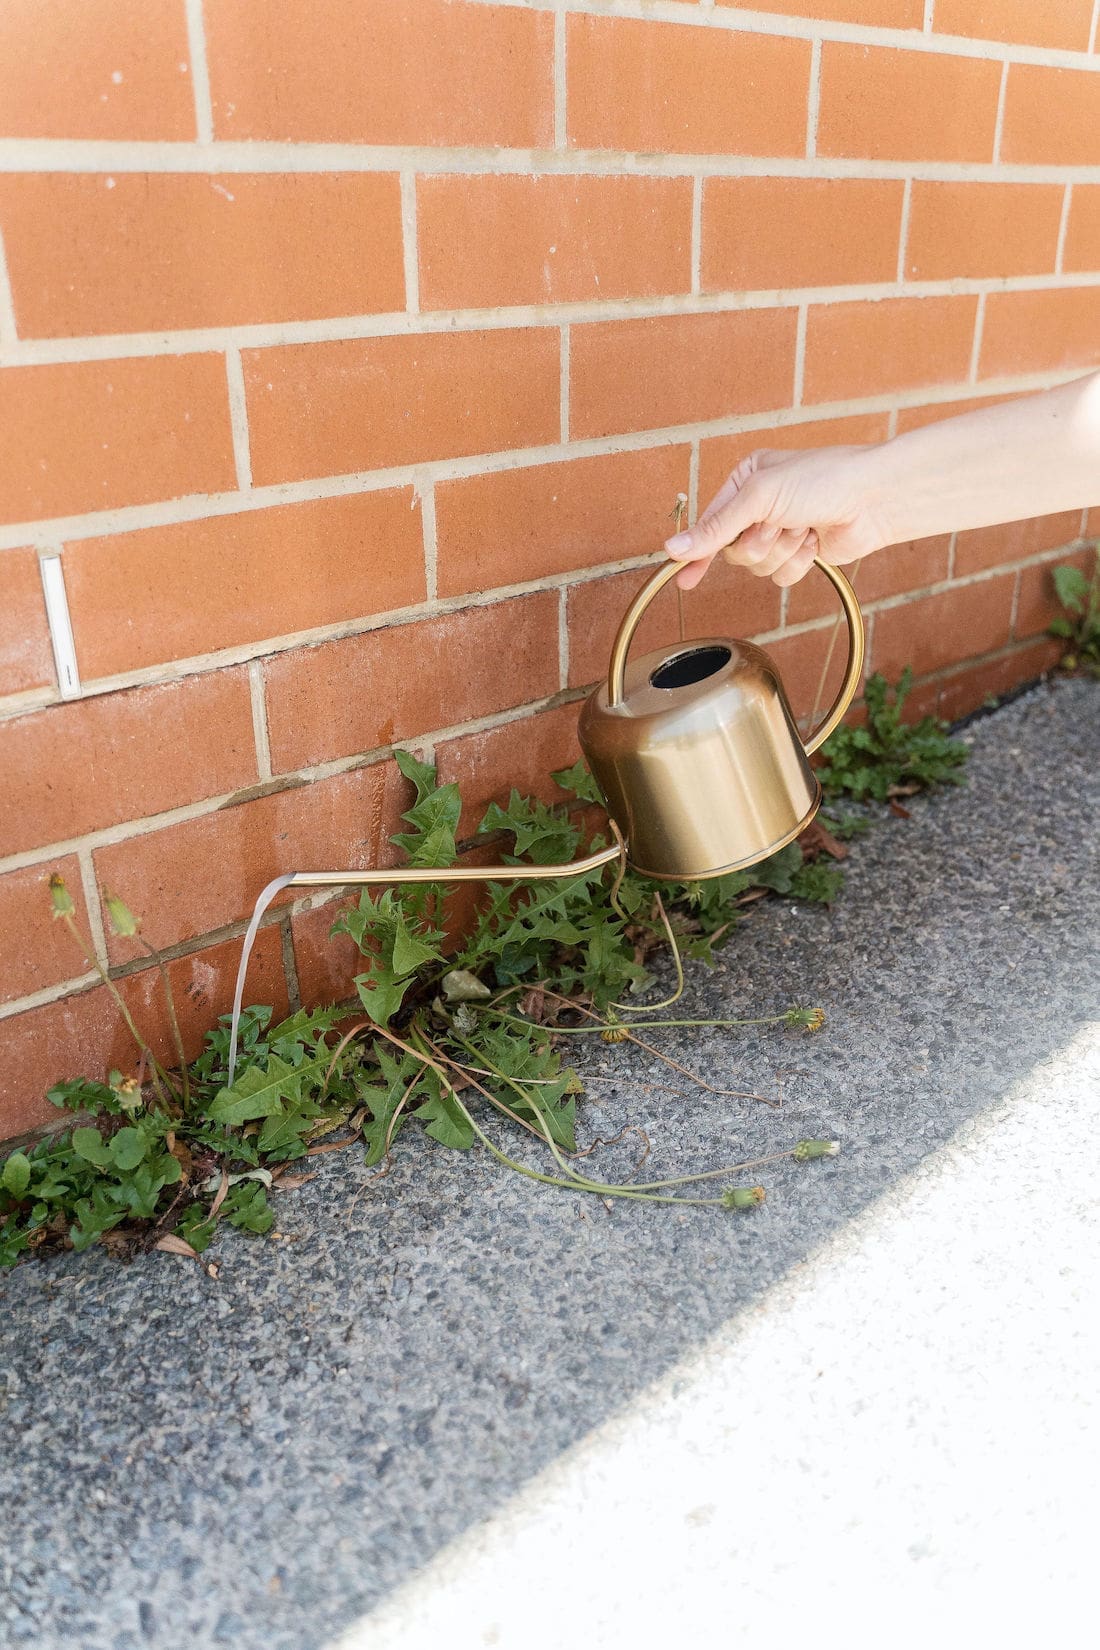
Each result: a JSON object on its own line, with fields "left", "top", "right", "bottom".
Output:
{"left": 666, "top": 471, "right": 771, "bottom": 562}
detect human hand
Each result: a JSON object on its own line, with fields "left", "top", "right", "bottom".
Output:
{"left": 664, "top": 444, "right": 894, "bottom": 590}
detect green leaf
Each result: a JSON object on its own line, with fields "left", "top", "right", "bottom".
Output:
{"left": 478, "top": 791, "right": 580, "bottom": 865}
{"left": 418, "top": 1089, "right": 475, "bottom": 1151}
{"left": 1053, "top": 564, "right": 1089, "bottom": 616}
{"left": 71, "top": 1127, "right": 112, "bottom": 1168}
{"left": 223, "top": 1181, "right": 275, "bottom": 1235}
{"left": 207, "top": 1050, "right": 328, "bottom": 1126}
{"left": 551, "top": 759, "right": 603, "bottom": 805}
{"left": 1, "top": 1153, "right": 31, "bottom": 1199}
{"left": 47, "top": 1078, "right": 121, "bottom": 1115}
{"left": 109, "top": 1127, "right": 148, "bottom": 1172}
{"left": 390, "top": 909, "right": 444, "bottom": 977}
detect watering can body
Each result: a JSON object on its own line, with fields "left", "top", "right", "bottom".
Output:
{"left": 578, "top": 558, "right": 865, "bottom": 881}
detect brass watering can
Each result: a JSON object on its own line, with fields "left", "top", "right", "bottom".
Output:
{"left": 229, "top": 555, "right": 864, "bottom": 1076}
{"left": 578, "top": 555, "right": 865, "bottom": 880}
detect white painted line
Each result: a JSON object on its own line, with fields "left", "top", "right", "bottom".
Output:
{"left": 183, "top": 0, "right": 215, "bottom": 144}
{"left": 248, "top": 659, "right": 272, "bottom": 780}
{"left": 225, "top": 347, "right": 253, "bottom": 489}
{"left": 400, "top": 172, "right": 420, "bottom": 314}
{"left": 38, "top": 554, "right": 82, "bottom": 700}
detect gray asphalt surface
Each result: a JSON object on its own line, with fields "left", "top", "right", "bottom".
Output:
{"left": 2, "top": 677, "right": 1098, "bottom": 1650}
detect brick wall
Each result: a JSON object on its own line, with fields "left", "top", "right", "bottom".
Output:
{"left": 2, "top": 0, "right": 1098, "bottom": 1138}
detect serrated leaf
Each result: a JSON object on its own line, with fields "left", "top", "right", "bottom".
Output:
{"left": 551, "top": 759, "right": 603, "bottom": 804}
{"left": 207, "top": 1051, "right": 323, "bottom": 1126}
{"left": 1053, "top": 564, "right": 1089, "bottom": 615}
{"left": 418, "top": 1089, "right": 475, "bottom": 1150}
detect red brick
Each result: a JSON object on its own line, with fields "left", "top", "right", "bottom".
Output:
{"left": 244, "top": 330, "right": 560, "bottom": 487}
{"left": 567, "top": 15, "right": 810, "bottom": 156}
{"left": 871, "top": 576, "right": 1015, "bottom": 680}
{"left": 817, "top": 43, "right": 1001, "bottom": 162}
{"left": 698, "top": 413, "right": 891, "bottom": 516}
{"left": 434, "top": 447, "right": 691, "bottom": 599}
{"left": 760, "top": 627, "right": 862, "bottom": 741}
{"left": 935, "top": 639, "right": 1064, "bottom": 723}
{"left": 0, "top": 669, "right": 257, "bottom": 858}
{"left": 1002, "top": 64, "right": 1100, "bottom": 165}
{"left": 0, "top": 0, "right": 193, "bottom": 142}
{"left": 566, "top": 560, "right": 782, "bottom": 691}
{"left": 570, "top": 309, "right": 797, "bottom": 442}
{"left": 64, "top": 490, "right": 426, "bottom": 680}
{"left": 290, "top": 895, "right": 365, "bottom": 1013}
{"left": 1061, "top": 186, "right": 1100, "bottom": 273}
{"left": 0, "top": 855, "right": 91, "bottom": 1005}
{"left": 264, "top": 592, "right": 561, "bottom": 773}
{"left": 0, "top": 921, "right": 290, "bottom": 1144}
{"left": 703, "top": 178, "right": 904, "bottom": 293}
{"left": 435, "top": 701, "right": 583, "bottom": 838}
{"left": 205, "top": 0, "right": 553, "bottom": 146}
{"left": 802, "top": 296, "right": 978, "bottom": 405}
{"left": 116, "top": 925, "right": 290, "bottom": 1075}
{"left": 905, "top": 182, "right": 1063, "bottom": 281}
{"left": 954, "top": 512, "right": 1083, "bottom": 578}
{"left": 894, "top": 394, "right": 1021, "bottom": 435}
{"left": 0, "top": 356, "right": 235, "bottom": 527}
{"left": 1014, "top": 546, "right": 1097, "bottom": 638}
{"left": 92, "top": 761, "right": 407, "bottom": 961}
{"left": 0, "top": 174, "right": 405, "bottom": 338}
{"left": 979, "top": 288, "right": 1100, "bottom": 379}
{"left": 787, "top": 536, "right": 952, "bottom": 625}
{"left": 0, "top": 550, "right": 54, "bottom": 697}
{"left": 933, "top": 0, "right": 1094, "bottom": 51}
{"left": 418, "top": 174, "right": 692, "bottom": 311}
{"left": 0, "top": 986, "right": 117, "bottom": 1141}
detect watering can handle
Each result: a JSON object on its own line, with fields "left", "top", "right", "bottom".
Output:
{"left": 606, "top": 555, "right": 865, "bottom": 755}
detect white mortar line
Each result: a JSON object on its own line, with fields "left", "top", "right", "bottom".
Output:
{"left": 1055, "top": 182, "right": 1073, "bottom": 274}
{"left": 0, "top": 972, "right": 102, "bottom": 1023}
{"left": 6, "top": 141, "right": 1100, "bottom": 183}
{"left": 967, "top": 292, "right": 987, "bottom": 384}
{"left": 946, "top": 530, "right": 958, "bottom": 578}
{"left": 76, "top": 847, "right": 110, "bottom": 969}
{"left": 792, "top": 303, "right": 807, "bottom": 406}
{"left": 0, "top": 228, "right": 18, "bottom": 357}
{"left": 1091, "top": 0, "right": 1100, "bottom": 54}
{"left": 559, "top": 324, "right": 570, "bottom": 443}
{"left": 992, "top": 59, "right": 1009, "bottom": 164}
{"left": 37, "top": 553, "right": 82, "bottom": 700}
{"left": 690, "top": 176, "right": 703, "bottom": 296}
{"left": 11, "top": 267, "right": 1100, "bottom": 368}
{"left": 224, "top": 347, "right": 253, "bottom": 490}
{"left": 805, "top": 38, "right": 822, "bottom": 160}
{"left": 0, "top": 687, "right": 594, "bottom": 877}
{"left": 923, "top": 1, "right": 935, "bottom": 31}
{"left": 1009, "top": 567, "right": 1022, "bottom": 637}
{"left": 896, "top": 177, "right": 913, "bottom": 284}
{"left": 419, "top": 478, "right": 439, "bottom": 603}
{"left": 1, "top": 362, "right": 1090, "bottom": 555}
{"left": 557, "top": 587, "right": 570, "bottom": 692}
{"left": 183, "top": 0, "right": 215, "bottom": 144}
{"left": 400, "top": 171, "right": 420, "bottom": 314}
{"left": 554, "top": 4, "right": 568, "bottom": 149}
{"left": 687, "top": 441, "right": 700, "bottom": 524}
{"left": 248, "top": 660, "right": 273, "bottom": 780}
{"left": 425, "top": 0, "right": 1100, "bottom": 69}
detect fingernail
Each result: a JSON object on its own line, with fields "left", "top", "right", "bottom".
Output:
{"left": 666, "top": 532, "right": 692, "bottom": 555}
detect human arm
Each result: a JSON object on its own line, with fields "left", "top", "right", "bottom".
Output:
{"left": 666, "top": 370, "right": 1100, "bottom": 589}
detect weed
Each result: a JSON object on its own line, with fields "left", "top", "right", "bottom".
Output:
{"left": 1048, "top": 548, "right": 1100, "bottom": 677}
{"left": 2, "top": 757, "right": 848, "bottom": 1268}
{"left": 815, "top": 668, "right": 968, "bottom": 803}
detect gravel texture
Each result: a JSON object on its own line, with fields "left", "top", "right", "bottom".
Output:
{"left": 1, "top": 677, "right": 1097, "bottom": 1650}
